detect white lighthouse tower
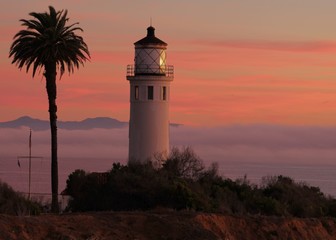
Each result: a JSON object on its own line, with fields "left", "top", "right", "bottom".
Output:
{"left": 126, "top": 26, "right": 174, "bottom": 164}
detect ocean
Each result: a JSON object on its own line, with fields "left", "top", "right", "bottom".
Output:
{"left": 0, "top": 157, "right": 335, "bottom": 199}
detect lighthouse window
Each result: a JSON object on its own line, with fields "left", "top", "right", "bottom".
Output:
{"left": 134, "top": 86, "right": 139, "bottom": 100}
{"left": 162, "top": 86, "right": 167, "bottom": 100}
{"left": 148, "top": 86, "right": 154, "bottom": 100}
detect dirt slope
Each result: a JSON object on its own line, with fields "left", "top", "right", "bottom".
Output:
{"left": 0, "top": 211, "right": 335, "bottom": 240}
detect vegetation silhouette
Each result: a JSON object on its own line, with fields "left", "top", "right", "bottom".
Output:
{"left": 65, "top": 147, "right": 336, "bottom": 217}
{"left": 0, "top": 181, "right": 42, "bottom": 216}
{"left": 9, "top": 6, "right": 90, "bottom": 212}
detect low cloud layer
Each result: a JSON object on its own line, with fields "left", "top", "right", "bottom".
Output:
{"left": 1, "top": 125, "right": 335, "bottom": 196}
{"left": 1, "top": 124, "right": 335, "bottom": 165}
{"left": 171, "top": 125, "right": 336, "bottom": 165}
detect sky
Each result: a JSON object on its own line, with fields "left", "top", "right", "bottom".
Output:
{"left": 1, "top": 0, "right": 336, "bottom": 126}
{"left": 2, "top": 1, "right": 336, "bottom": 195}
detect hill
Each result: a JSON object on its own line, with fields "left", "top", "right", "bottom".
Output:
{"left": 0, "top": 116, "right": 181, "bottom": 131}
{"left": 0, "top": 211, "right": 335, "bottom": 240}
{"left": 0, "top": 116, "right": 128, "bottom": 131}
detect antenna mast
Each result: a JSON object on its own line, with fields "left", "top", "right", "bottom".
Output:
{"left": 28, "top": 129, "right": 32, "bottom": 199}
{"left": 17, "top": 129, "right": 43, "bottom": 200}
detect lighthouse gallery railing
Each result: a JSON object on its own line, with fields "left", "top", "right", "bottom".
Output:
{"left": 127, "top": 65, "right": 174, "bottom": 77}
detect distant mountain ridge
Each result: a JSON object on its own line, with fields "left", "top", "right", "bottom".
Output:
{"left": 0, "top": 116, "right": 128, "bottom": 131}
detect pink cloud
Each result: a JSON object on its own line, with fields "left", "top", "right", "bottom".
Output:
{"left": 90, "top": 51, "right": 131, "bottom": 64}
{"left": 188, "top": 39, "right": 336, "bottom": 53}
{"left": 169, "top": 72, "right": 336, "bottom": 126}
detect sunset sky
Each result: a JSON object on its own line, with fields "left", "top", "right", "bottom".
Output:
{"left": 1, "top": 0, "right": 336, "bottom": 126}
{"left": 2, "top": 1, "right": 336, "bottom": 196}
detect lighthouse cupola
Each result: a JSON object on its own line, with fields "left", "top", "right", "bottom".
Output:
{"left": 126, "top": 26, "right": 174, "bottom": 164}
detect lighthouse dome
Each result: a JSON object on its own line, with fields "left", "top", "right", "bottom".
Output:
{"left": 134, "top": 26, "right": 167, "bottom": 46}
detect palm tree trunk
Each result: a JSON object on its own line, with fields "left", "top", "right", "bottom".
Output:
{"left": 45, "top": 62, "right": 59, "bottom": 213}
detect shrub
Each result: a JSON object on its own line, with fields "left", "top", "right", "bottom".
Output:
{"left": 0, "top": 180, "right": 42, "bottom": 215}
{"left": 261, "top": 175, "right": 329, "bottom": 217}
{"left": 160, "top": 147, "right": 205, "bottom": 180}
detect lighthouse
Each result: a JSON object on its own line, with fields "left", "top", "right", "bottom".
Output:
{"left": 126, "top": 26, "right": 174, "bottom": 164}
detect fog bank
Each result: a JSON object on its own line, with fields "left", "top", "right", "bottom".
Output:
{"left": 1, "top": 124, "right": 335, "bottom": 166}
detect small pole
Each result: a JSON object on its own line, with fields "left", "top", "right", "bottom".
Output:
{"left": 28, "top": 129, "right": 32, "bottom": 200}
{"left": 17, "top": 129, "right": 43, "bottom": 200}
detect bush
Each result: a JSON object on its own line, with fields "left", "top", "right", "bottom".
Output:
{"left": 261, "top": 175, "right": 329, "bottom": 217}
{"left": 0, "top": 180, "right": 42, "bottom": 215}
{"left": 160, "top": 147, "right": 205, "bottom": 180}
{"left": 65, "top": 161, "right": 211, "bottom": 212}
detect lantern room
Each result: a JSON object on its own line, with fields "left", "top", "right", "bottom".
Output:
{"left": 134, "top": 26, "right": 168, "bottom": 75}
{"left": 127, "top": 26, "right": 174, "bottom": 78}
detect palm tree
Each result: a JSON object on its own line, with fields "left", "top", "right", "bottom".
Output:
{"left": 9, "top": 6, "right": 90, "bottom": 212}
